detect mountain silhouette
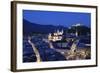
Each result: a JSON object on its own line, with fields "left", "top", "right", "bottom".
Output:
{"left": 23, "top": 19, "right": 67, "bottom": 35}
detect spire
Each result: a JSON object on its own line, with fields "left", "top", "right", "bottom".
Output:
{"left": 61, "top": 29, "right": 64, "bottom": 34}
{"left": 57, "top": 29, "right": 59, "bottom": 33}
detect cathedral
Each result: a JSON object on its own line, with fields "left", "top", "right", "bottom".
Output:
{"left": 48, "top": 29, "right": 64, "bottom": 42}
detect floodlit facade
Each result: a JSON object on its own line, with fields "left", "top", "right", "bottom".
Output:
{"left": 48, "top": 29, "right": 64, "bottom": 42}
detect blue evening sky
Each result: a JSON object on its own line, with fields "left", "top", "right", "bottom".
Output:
{"left": 23, "top": 10, "right": 91, "bottom": 27}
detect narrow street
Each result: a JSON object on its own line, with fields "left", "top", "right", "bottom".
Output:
{"left": 28, "top": 37, "right": 41, "bottom": 62}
